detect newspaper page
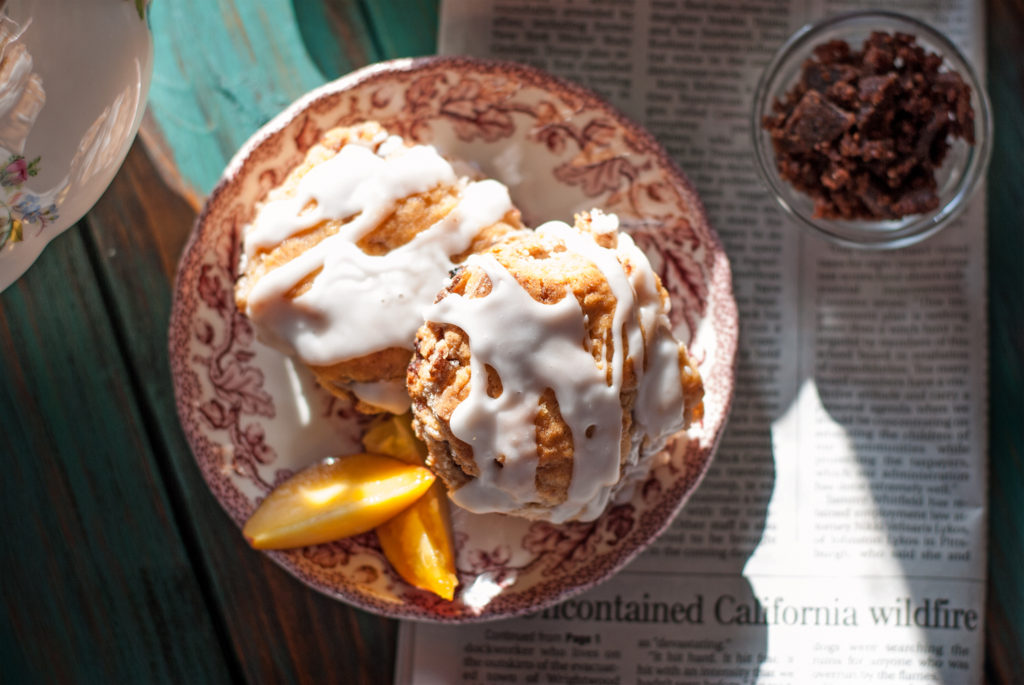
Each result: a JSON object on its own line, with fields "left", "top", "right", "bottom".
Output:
{"left": 396, "top": 1, "right": 988, "bottom": 683}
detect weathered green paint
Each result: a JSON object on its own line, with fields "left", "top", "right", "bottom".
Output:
{"left": 147, "top": 0, "right": 436, "bottom": 197}
{"left": 83, "top": 142, "right": 397, "bottom": 684}
{"left": 0, "top": 228, "right": 234, "bottom": 683}
{"left": 148, "top": 0, "right": 330, "bottom": 194}
{"left": 294, "top": 0, "right": 380, "bottom": 78}
{"left": 362, "top": 0, "right": 440, "bottom": 58}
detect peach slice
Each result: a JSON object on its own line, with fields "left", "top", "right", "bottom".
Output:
{"left": 243, "top": 453, "right": 435, "bottom": 550}
{"left": 362, "top": 412, "right": 427, "bottom": 465}
{"left": 364, "top": 413, "right": 459, "bottom": 599}
{"left": 376, "top": 481, "right": 458, "bottom": 600}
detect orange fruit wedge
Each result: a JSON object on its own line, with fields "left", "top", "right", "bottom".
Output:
{"left": 243, "top": 453, "right": 435, "bottom": 550}
{"left": 376, "top": 481, "right": 458, "bottom": 600}
{"left": 362, "top": 412, "right": 428, "bottom": 465}
{"left": 363, "top": 413, "right": 459, "bottom": 599}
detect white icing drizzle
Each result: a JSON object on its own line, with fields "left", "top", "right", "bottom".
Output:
{"left": 425, "top": 216, "right": 687, "bottom": 522}
{"left": 535, "top": 215, "right": 644, "bottom": 396}
{"left": 622, "top": 233, "right": 685, "bottom": 451}
{"left": 633, "top": 332, "right": 684, "bottom": 453}
{"left": 427, "top": 253, "right": 623, "bottom": 523}
{"left": 241, "top": 136, "right": 515, "bottom": 409}
{"left": 244, "top": 141, "right": 453, "bottom": 258}
{"left": 347, "top": 379, "right": 412, "bottom": 415}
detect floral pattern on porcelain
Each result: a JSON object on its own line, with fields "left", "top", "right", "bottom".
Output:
{"left": 0, "top": 154, "right": 59, "bottom": 248}
{"left": 169, "top": 57, "right": 739, "bottom": 622}
{"left": 0, "top": 2, "right": 152, "bottom": 290}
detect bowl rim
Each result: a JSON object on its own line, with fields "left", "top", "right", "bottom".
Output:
{"left": 750, "top": 10, "right": 993, "bottom": 250}
{"left": 170, "top": 55, "right": 739, "bottom": 622}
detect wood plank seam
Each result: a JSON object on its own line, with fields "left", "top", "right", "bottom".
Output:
{"left": 77, "top": 216, "right": 249, "bottom": 685}
{"left": 355, "top": 0, "right": 389, "bottom": 61}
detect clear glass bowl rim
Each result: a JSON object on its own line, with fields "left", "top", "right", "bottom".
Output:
{"left": 751, "top": 10, "right": 993, "bottom": 250}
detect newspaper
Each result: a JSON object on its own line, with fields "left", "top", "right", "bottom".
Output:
{"left": 396, "top": 1, "right": 988, "bottom": 682}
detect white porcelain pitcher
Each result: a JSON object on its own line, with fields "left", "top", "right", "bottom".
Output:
{"left": 0, "top": 0, "right": 153, "bottom": 291}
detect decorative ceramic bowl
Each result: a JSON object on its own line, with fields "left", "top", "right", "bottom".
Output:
{"left": 751, "top": 11, "right": 991, "bottom": 249}
{"left": 169, "top": 56, "right": 737, "bottom": 622}
{"left": 0, "top": 0, "right": 153, "bottom": 290}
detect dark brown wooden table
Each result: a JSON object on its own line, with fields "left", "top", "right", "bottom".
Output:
{"left": 1, "top": 1, "right": 1020, "bottom": 682}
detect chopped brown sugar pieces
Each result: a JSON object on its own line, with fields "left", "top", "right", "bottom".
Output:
{"left": 762, "top": 31, "right": 975, "bottom": 221}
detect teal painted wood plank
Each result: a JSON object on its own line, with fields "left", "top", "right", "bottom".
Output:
{"left": 295, "top": 0, "right": 383, "bottom": 79}
{"left": 148, "top": 0, "right": 323, "bottom": 192}
{"left": 984, "top": 0, "right": 1024, "bottom": 681}
{"left": 81, "top": 142, "right": 396, "bottom": 684}
{"left": 0, "top": 228, "right": 234, "bottom": 683}
{"left": 360, "top": 0, "right": 440, "bottom": 58}
{"left": 148, "top": 0, "right": 333, "bottom": 195}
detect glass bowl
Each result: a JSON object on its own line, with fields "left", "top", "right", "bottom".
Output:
{"left": 751, "top": 11, "right": 992, "bottom": 249}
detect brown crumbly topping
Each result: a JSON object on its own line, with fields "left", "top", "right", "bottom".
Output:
{"left": 762, "top": 31, "right": 975, "bottom": 220}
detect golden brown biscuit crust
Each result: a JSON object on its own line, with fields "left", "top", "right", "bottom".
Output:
{"left": 408, "top": 216, "right": 703, "bottom": 517}
{"left": 235, "top": 122, "right": 522, "bottom": 412}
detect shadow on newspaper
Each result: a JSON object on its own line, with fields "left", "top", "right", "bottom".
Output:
{"left": 636, "top": 376, "right": 774, "bottom": 682}
{"left": 805, "top": 238, "right": 984, "bottom": 684}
